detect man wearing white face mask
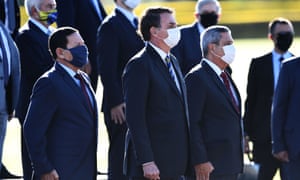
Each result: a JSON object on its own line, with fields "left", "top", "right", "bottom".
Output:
{"left": 97, "top": 0, "right": 144, "bottom": 179}
{"left": 185, "top": 25, "right": 243, "bottom": 180}
{"left": 123, "top": 7, "right": 190, "bottom": 180}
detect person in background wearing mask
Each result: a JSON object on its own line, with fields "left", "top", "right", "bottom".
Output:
{"left": 97, "top": 0, "right": 144, "bottom": 179}
{"left": 24, "top": 27, "right": 99, "bottom": 180}
{"left": 172, "top": 0, "right": 221, "bottom": 75}
{"left": 123, "top": 7, "right": 190, "bottom": 180}
{"left": 243, "top": 17, "right": 294, "bottom": 180}
{"left": 56, "top": 0, "right": 107, "bottom": 92}
{"left": 15, "top": 0, "right": 57, "bottom": 179}
{"left": 185, "top": 25, "right": 243, "bottom": 180}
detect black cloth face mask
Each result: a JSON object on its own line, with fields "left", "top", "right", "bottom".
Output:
{"left": 276, "top": 32, "right": 293, "bottom": 52}
{"left": 200, "top": 12, "right": 218, "bottom": 28}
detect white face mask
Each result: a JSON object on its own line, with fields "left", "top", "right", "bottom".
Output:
{"left": 221, "top": 44, "right": 236, "bottom": 64}
{"left": 123, "top": 0, "right": 140, "bottom": 9}
{"left": 164, "top": 27, "right": 181, "bottom": 48}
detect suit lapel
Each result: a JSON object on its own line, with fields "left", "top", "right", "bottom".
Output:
{"left": 88, "top": 0, "right": 102, "bottom": 21}
{"left": 148, "top": 45, "right": 183, "bottom": 100}
{"left": 202, "top": 61, "right": 240, "bottom": 115}
{"left": 55, "top": 64, "right": 95, "bottom": 124}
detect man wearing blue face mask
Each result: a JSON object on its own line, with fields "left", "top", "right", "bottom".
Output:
{"left": 123, "top": 7, "right": 190, "bottom": 180}
{"left": 244, "top": 17, "right": 294, "bottom": 180}
{"left": 97, "top": 0, "right": 144, "bottom": 179}
{"left": 172, "top": 0, "right": 221, "bottom": 76}
{"left": 185, "top": 25, "right": 243, "bottom": 180}
{"left": 24, "top": 27, "right": 99, "bottom": 180}
{"left": 15, "top": 0, "right": 57, "bottom": 179}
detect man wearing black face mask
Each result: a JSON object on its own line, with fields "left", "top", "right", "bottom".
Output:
{"left": 15, "top": 0, "right": 57, "bottom": 179}
{"left": 172, "top": 0, "right": 220, "bottom": 75}
{"left": 24, "top": 27, "right": 99, "bottom": 180}
{"left": 243, "top": 17, "right": 294, "bottom": 180}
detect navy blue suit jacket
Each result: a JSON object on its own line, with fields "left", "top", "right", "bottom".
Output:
{"left": 24, "top": 63, "right": 98, "bottom": 179}
{"left": 185, "top": 61, "right": 243, "bottom": 176}
{"left": 15, "top": 20, "right": 54, "bottom": 123}
{"left": 123, "top": 45, "right": 190, "bottom": 178}
{"left": 172, "top": 22, "right": 202, "bottom": 75}
{"left": 272, "top": 57, "right": 300, "bottom": 160}
{"left": 56, "top": 0, "right": 107, "bottom": 90}
{"left": 97, "top": 9, "right": 144, "bottom": 112}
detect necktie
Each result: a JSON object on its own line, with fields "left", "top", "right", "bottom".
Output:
{"left": 279, "top": 56, "right": 284, "bottom": 62}
{"left": 133, "top": 17, "right": 138, "bottom": 30}
{"left": 165, "top": 55, "right": 176, "bottom": 83}
{"left": 0, "top": 29, "right": 9, "bottom": 86}
{"left": 220, "top": 72, "right": 239, "bottom": 113}
{"left": 75, "top": 73, "right": 94, "bottom": 114}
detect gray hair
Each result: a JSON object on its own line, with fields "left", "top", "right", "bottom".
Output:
{"left": 24, "top": 0, "right": 43, "bottom": 17}
{"left": 201, "top": 25, "right": 231, "bottom": 57}
{"left": 195, "top": 0, "right": 221, "bottom": 15}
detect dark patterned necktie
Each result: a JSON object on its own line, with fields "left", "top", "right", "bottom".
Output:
{"left": 220, "top": 72, "right": 239, "bottom": 113}
{"left": 75, "top": 73, "right": 94, "bottom": 114}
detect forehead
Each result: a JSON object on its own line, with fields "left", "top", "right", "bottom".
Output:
{"left": 220, "top": 32, "right": 233, "bottom": 44}
{"left": 66, "top": 32, "right": 84, "bottom": 47}
{"left": 274, "top": 23, "right": 293, "bottom": 33}
{"left": 200, "top": 3, "right": 218, "bottom": 13}
{"left": 160, "top": 12, "right": 176, "bottom": 28}
{"left": 40, "top": 0, "right": 56, "bottom": 9}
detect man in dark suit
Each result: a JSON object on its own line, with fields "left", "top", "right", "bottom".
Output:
{"left": 15, "top": 0, "right": 57, "bottom": 179}
{"left": 271, "top": 56, "right": 300, "bottom": 180}
{"left": 56, "top": 0, "right": 107, "bottom": 91}
{"left": 0, "top": 0, "right": 20, "bottom": 39}
{"left": 244, "top": 17, "right": 294, "bottom": 180}
{"left": 123, "top": 7, "right": 190, "bottom": 180}
{"left": 97, "top": 0, "right": 144, "bottom": 179}
{"left": 0, "top": 20, "right": 20, "bottom": 178}
{"left": 185, "top": 25, "right": 243, "bottom": 180}
{"left": 24, "top": 27, "right": 98, "bottom": 180}
{"left": 172, "top": 0, "right": 221, "bottom": 75}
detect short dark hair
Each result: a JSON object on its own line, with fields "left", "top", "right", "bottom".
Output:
{"left": 269, "top": 17, "right": 293, "bottom": 35}
{"left": 140, "top": 7, "right": 173, "bottom": 41}
{"left": 48, "top": 27, "right": 78, "bottom": 59}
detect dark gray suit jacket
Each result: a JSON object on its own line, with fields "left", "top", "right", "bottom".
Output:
{"left": 185, "top": 60, "right": 243, "bottom": 176}
{"left": 123, "top": 44, "right": 190, "bottom": 178}
{"left": 0, "top": 21, "right": 20, "bottom": 115}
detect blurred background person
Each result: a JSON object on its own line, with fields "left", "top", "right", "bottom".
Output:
{"left": 56, "top": 0, "right": 107, "bottom": 91}
{"left": 243, "top": 17, "right": 294, "bottom": 180}
{"left": 0, "top": 20, "right": 20, "bottom": 178}
{"left": 0, "top": 0, "right": 20, "bottom": 39}
{"left": 0, "top": 0, "right": 22, "bottom": 177}
{"left": 123, "top": 7, "right": 190, "bottom": 180}
{"left": 185, "top": 25, "right": 243, "bottom": 180}
{"left": 172, "top": 0, "right": 221, "bottom": 75}
{"left": 97, "top": 0, "right": 144, "bottom": 179}
{"left": 15, "top": 0, "right": 57, "bottom": 179}
{"left": 24, "top": 26, "right": 99, "bottom": 180}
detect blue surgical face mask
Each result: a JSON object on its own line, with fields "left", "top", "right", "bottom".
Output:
{"left": 68, "top": 45, "right": 89, "bottom": 68}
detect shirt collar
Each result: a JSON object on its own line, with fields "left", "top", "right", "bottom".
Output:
{"left": 116, "top": 6, "right": 136, "bottom": 24}
{"left": 203, "top": 58, "right": 223, "bottom": 76}
{"left": 272, "top": 49, "right": 292, "bottom": 61}
{"left": 58, "top": 62, "right": 77, "bottom": 78}
{"left": 148, "top": 42, "right": 169, "bottom": 65}
{"left": 29, "top": 18, "right": 52, "bottom": 35}
{"left": 196, "top": 22, "right": 205, "bottom": 34}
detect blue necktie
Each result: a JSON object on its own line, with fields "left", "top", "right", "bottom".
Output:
{"left": 0, "top": 30, "right": 9, "bottom": 86}
{"left": 165, "top": 55, "right": 176, "bottom": 82}
{"left": 133, "top": 17, "right": 138, "bottom": 30}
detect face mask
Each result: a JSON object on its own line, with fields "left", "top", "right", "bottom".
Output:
{"left": 68, "top": 45, "right": 89, "bottom": 68}
{"left": 164, "top": 27, "right": 181, "bottom": 48}
{"left": 276, "top": 32, "right": 293, "bottom": 52}
{"left": 200, "top": 12, "right": 218, "bottom": 28}
{"left": 220, "top": 44, "right": 236, "bottom": 64}
{"left": 123, "top": 0, "right": 140, "bottom": 9}
{"left": 38, "top": 9, "right": 58, "bottom": 25}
